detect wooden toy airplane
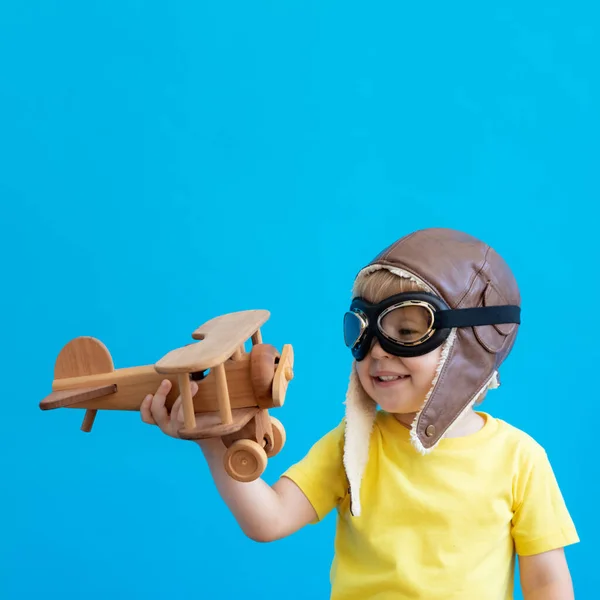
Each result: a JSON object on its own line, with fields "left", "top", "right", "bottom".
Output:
{"left": 39, "top": 310, "right": 294, "bottom": 482}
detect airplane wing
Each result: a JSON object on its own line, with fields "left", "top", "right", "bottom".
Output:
{"left": 155, "top": 310, "right": 270, "bottom": 374}
{"left": 39, "top": 384, "right": 117, "bottom": 410}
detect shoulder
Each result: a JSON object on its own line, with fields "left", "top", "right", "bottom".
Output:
{"left": 487, "top": 413, "right": 549, "bottom": 465}
{"left": 492, "top": 415, "right": 542, "bottom": 445}
{"left": 282, "top": 417, "right": 348, "bottom": 481}
{"left": 305, "top": 417, "right": 348, "bottom": 455}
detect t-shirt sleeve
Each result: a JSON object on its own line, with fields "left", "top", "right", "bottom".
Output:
{"left": 282, "top": 419, "right": 348, "bottom": 522}
{"left": 511, "top": 443, "right": 579, "bottom": 556}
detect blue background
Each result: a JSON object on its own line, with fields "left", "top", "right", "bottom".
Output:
{"left": 1, "top": 2, "right": 596, "bottom": 598}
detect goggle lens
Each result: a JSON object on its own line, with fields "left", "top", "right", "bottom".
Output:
{"left": 343, "top": 311, "right": 364, "bottom": 348}
{"left": 379, "top": 303, "right": 435, "bottom": 345}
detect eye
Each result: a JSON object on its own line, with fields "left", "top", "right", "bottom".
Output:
{"left": 399, "top": 328, "right": 416, "bottom": 336}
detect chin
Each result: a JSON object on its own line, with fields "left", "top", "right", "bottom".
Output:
{"left": 374, "top": 396, "right": 420, "bottom": 415}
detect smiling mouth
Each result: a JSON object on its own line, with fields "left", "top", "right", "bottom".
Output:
{"left": 373, "top": 374, "right": 410, "bottom": 383}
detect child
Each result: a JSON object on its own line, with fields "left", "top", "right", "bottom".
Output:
{"left": 141, "top": 227, "right": 578, "bottom": 599}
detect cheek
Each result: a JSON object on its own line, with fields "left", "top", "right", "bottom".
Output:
{"left": 405, "top": 353, "right": 442, "bottom": 387}
{"left": 355, "top": 359, "right": 372, "bottom": 387}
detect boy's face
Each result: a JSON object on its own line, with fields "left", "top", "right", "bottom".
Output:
{"left": 355, "top": 338, "right": 443, "bottom": 415}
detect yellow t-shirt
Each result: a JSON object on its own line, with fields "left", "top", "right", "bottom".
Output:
{"left": 283, "top": 411, "right": 579, "bottom": 600}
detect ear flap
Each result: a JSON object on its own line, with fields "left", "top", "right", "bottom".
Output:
{"left": 342, "top": 365, "right": 377, "bottom": 517}
{"left": 413, "top": 324, "right": 499, "bottom": 452}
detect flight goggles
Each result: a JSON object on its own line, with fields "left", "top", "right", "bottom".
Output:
{"left": 343, "top": 291, "right": 521, "bottom": 360}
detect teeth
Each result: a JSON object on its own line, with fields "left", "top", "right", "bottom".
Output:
{"left": 378, "top": 375, "right": 402, "bottom": 381}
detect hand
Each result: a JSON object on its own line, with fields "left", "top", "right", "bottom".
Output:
{"left": 140, "top": 379, "right": 225, "bottom": 453}
{"left": 140, "top": 379, "right": 195, "bottom": 439}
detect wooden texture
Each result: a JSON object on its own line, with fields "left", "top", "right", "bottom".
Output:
{"left": 222, "top": 408, "right": 273, "bottom": 450}
{"left": 53, "top": 336, "right": 115, "bottom": 432}
{"left": 253, "top": 409, "right": 273, "bottom": 452}
{"left": 54, "top": 337, "right": 114, "bottom": 380}
{"left": 221, "top": 409, "right": 285, "bottom": 457}
{"left": 177, "top": 407, "right": 259, "bottom": 440}
{"left": 81, "top": 410, "right": 98, "bottom": 432}
{"left": 214, "top": 363, "right": 233, "bottom": 424}
{"left": 178, "top": 373, "right": 196, "bottom": 430}
{"left": 155, "top": 310, "right": 270, "bottom": 374}
{"left": 272, "top": 344, "right": 294, "bottom": 407}
{"left": 39, "top": 385, "right": 118, "bottom": 410}
{"left": 224, "top": 439, "right": 267, "bottom": 482}
{"left": 250, "top": 344, "right": 279, "bottom": 409}
{"left": 266, "top": 417, "right": 286, "bottom": 458}
{"left": 49, "top": 357, "right": 256, "bottom": 413}
{"left": 41, "top": 318, "right": 292, "bottom": 458}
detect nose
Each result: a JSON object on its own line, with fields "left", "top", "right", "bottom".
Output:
{"left": 369, "top": 339, "right": 391, "bottom": 360}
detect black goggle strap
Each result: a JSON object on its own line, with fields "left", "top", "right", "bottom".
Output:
{"left": 434, "top": 305, "right": 521, "bottom": 329}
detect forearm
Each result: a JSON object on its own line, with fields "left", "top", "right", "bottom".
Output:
{"left": 141, "top": 381, "right": 305, "bottom": 542}
{"left": 198, "top": 440, "right": 283, "bottom": 542}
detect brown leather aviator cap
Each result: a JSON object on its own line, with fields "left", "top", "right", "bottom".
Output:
{"left": 362, "top": 227, "right": 521, "bottom": 450}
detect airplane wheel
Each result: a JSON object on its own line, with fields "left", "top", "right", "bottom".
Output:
{"left": 224, "top": 439, "right": 267, "bottom": 482}
{"left": 266, "top": 417, "right": 286, "bottom": 458}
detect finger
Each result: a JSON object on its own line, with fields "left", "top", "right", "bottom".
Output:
{"left": 140, "top": 394, "right": 156, "bottom": 425}
{"left": 150, "top": 379, "right": 172, "bottom": 429}
{"left": 171, "top": 396, "right": 183, "bottom": 424}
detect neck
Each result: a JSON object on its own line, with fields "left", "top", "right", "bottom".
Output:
{"left": 393, "top": 412, "right": 416, "bottom": 430}
{"left": 393, "top": 408, "right": 485, "bottom": 437}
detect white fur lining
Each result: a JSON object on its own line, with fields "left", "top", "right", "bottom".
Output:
{"left": 354, "top": 264, "right": 434, "bottom": 293}
{"left": 342, "top": 366, "right": 377, "bottom": 517}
